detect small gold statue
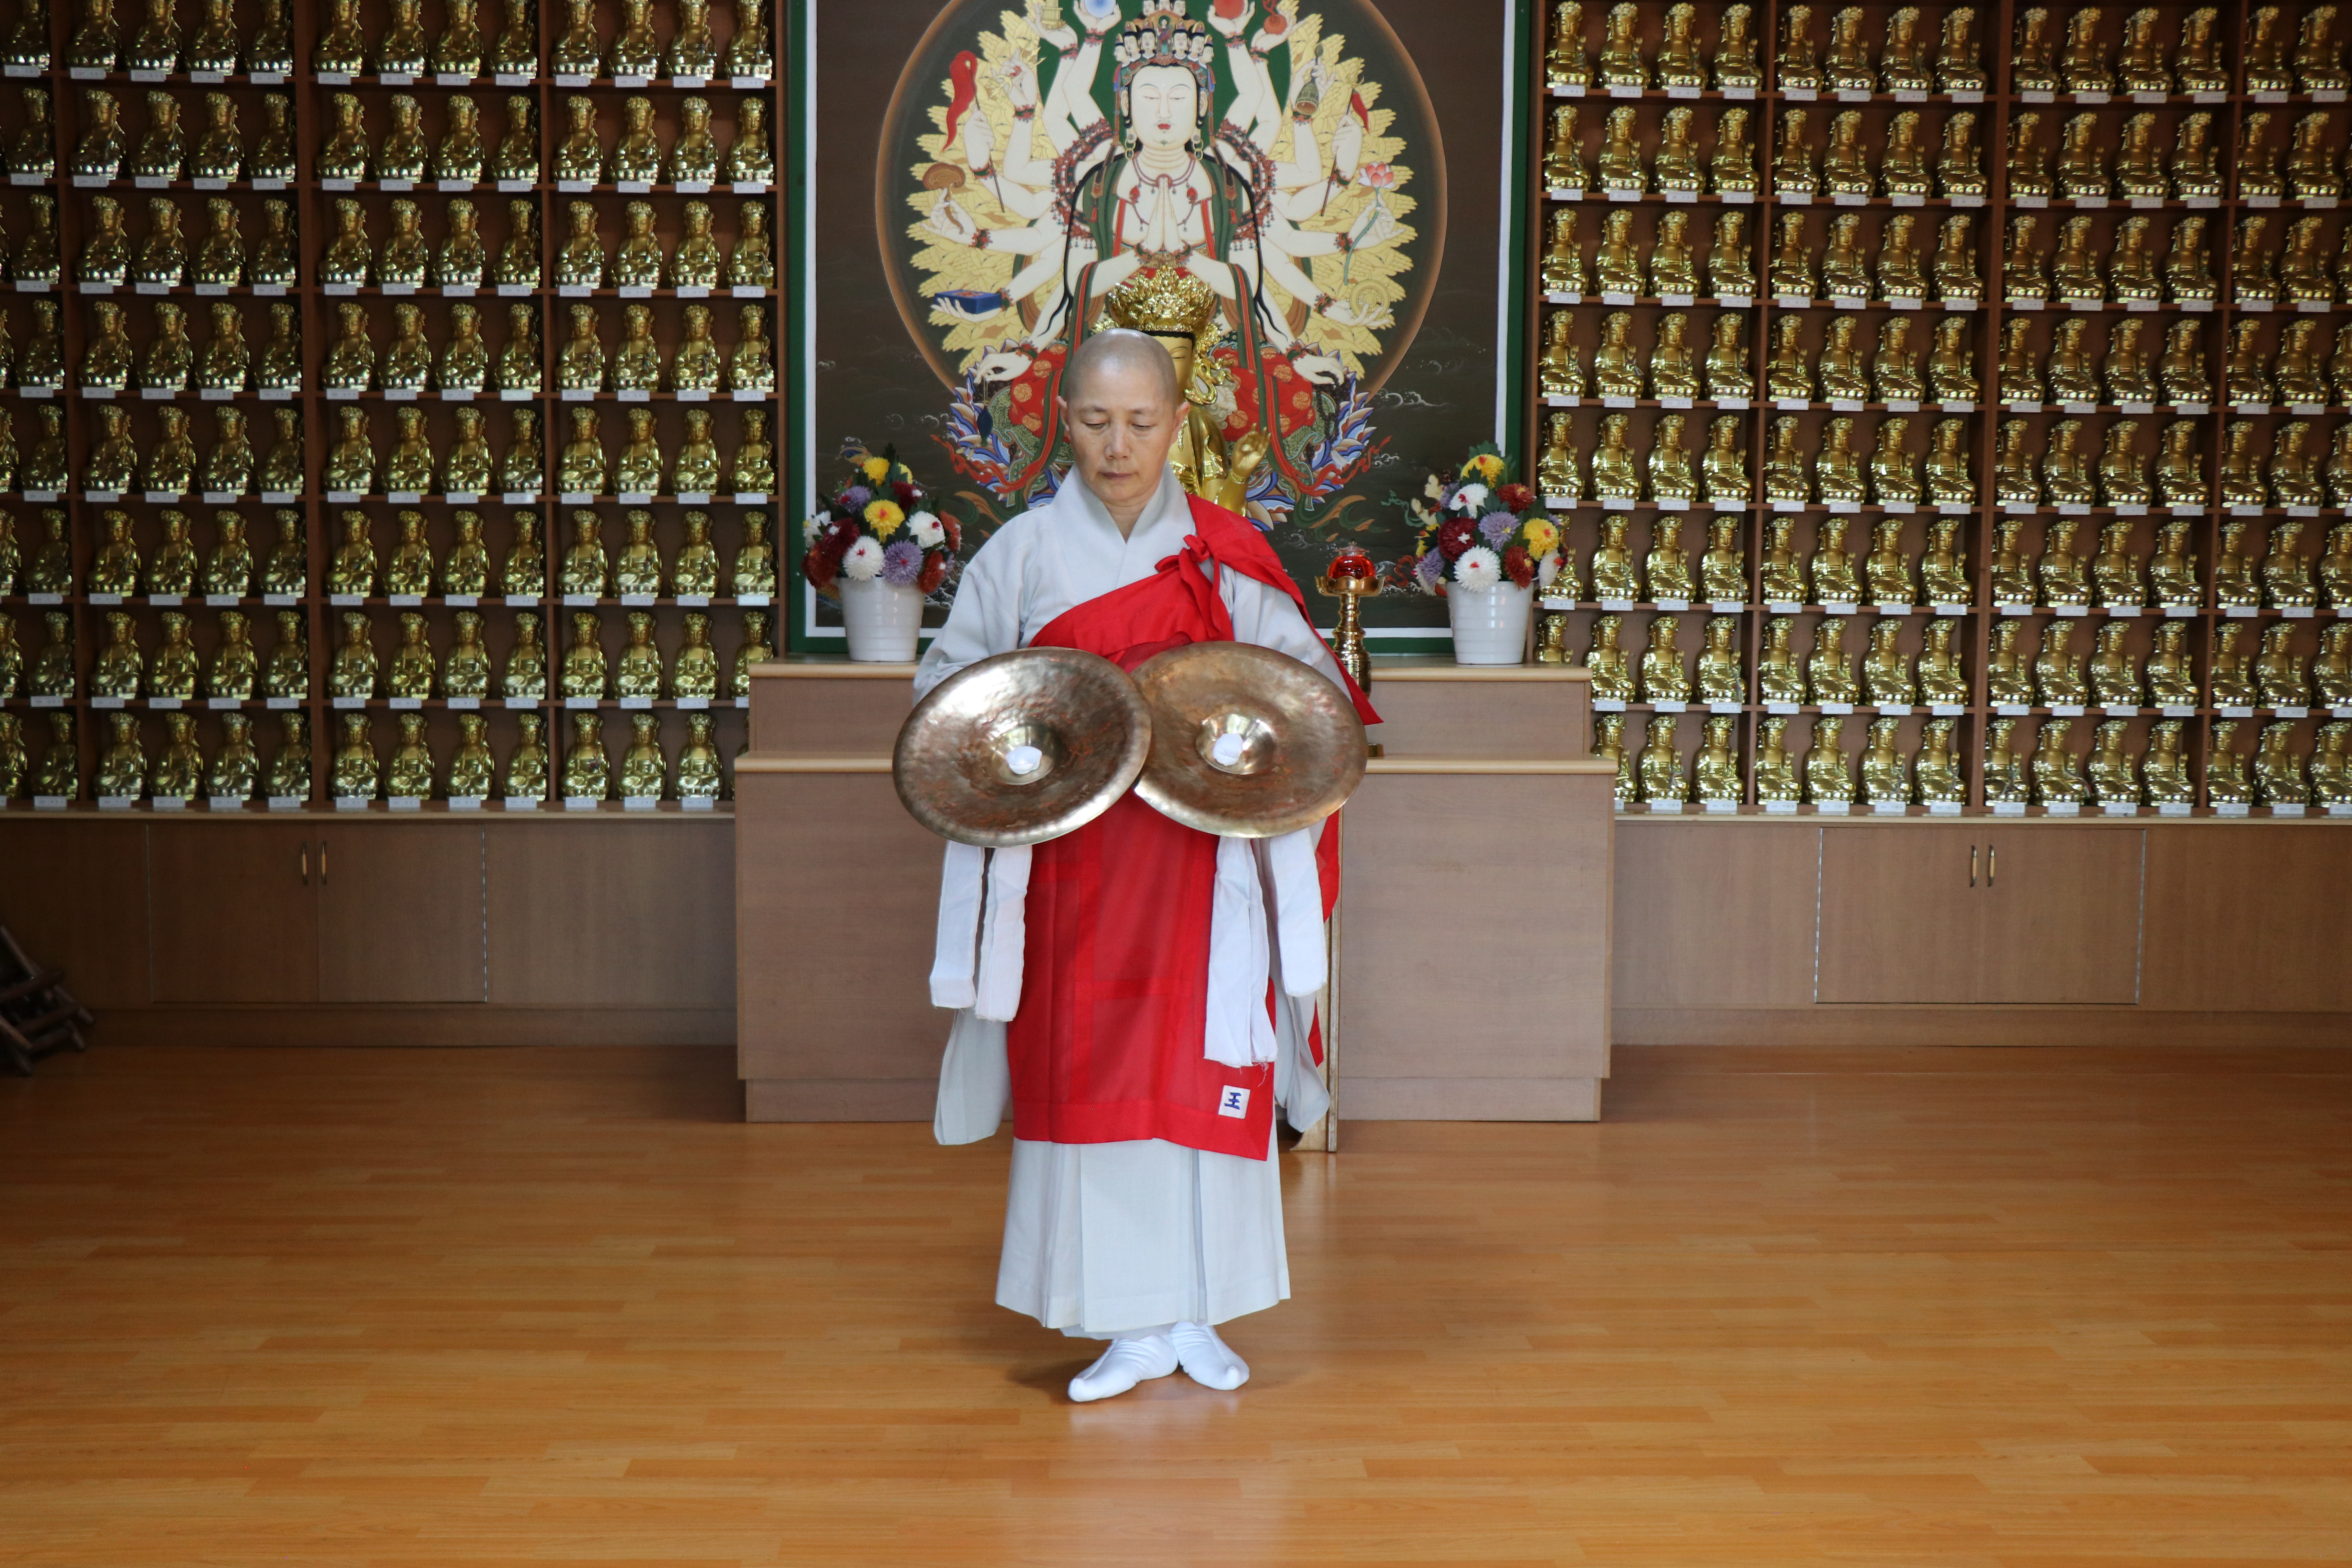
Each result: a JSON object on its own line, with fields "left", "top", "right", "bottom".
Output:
{"left": 328, "top": 610, "right": 377, "bottom": 699}
{"left": 501, "top": 610, "right": 548, "bottom": 698}
{"left": 563, "top": 710, "right": 611, "bottom": 800}
{"left": 1585, "top": 613, "right": 1633, "bottom": 701}
{"left": 1757, "top": 616, "right": 1804, "bottom": 702}
{"left": 387, "top": 612, "right": 435, "bottom": 701}
{"left": 331, "top": 711, "right": 379, "bottom": 802}
{"left": 503, "top": 710, "right": 550, "bottom": 800}
{"left": 1804, "top": 713, "right": 1855, "bottom": 804}
{"left": 1860, "top": 617, "right": 1916, "bottom": 707}
{"left": 561, "top": 610, "right": 607, "bottom": 699}
{"left": 1807, "top": 616, "right": 1857, "bottom": 701}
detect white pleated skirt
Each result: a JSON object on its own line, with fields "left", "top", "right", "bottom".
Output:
{"left": 996, "top": 1131, "right": 1288, "bottom": 1339}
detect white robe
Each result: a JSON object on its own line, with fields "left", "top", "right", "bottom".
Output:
{"left": 916, "top": 471, "right": 1342, "bottom": 1338}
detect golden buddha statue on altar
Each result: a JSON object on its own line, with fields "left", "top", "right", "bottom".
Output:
{"left": 1102, "top": 269, "right": 1270, "bottom": 519}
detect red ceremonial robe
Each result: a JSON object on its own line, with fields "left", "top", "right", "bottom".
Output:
{"left": 1009, "top": 497, "right": 1377, "bottom": 1161}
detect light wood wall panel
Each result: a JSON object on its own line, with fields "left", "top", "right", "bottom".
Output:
{"left": 1612, "top": 821, "right": 1820, "bottom": 1007}
{"left": 1339, "top": 771, "right": 1611, "bottom": 1087}
{"left": 735, "top": 771, "right": 947, "bottom": 1096}
{"left": 317, "top": 826, "right": 487, "bottom": 1004}
{"left": 147, "top": 824, "right": 319, "bottom": 1004}
{"left": 486, "top": 822, "right": 734, "bottom": 1008}
{"left": 2141, "top": 827, "right": 2352, "bottom": 1012}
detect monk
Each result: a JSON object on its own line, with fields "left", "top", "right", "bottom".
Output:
{"left": 915, "top": 328, "right": 1374, "bottom": 1402}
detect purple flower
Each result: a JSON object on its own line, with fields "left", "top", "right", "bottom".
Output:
{"left": 1414, "top": 552, "right": 1443, "bottom": 590}
{"left": 880, "top": 539, "right": 925, "bottom": 586}
{"left": 839, "top": 484, "right": 873, "bottom": 510}
{"left": 1477, "top": 510, "right": 1517, "bottom": 547}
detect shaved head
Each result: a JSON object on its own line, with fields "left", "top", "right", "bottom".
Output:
{"left": 1062, "top": 328, "right": 1181, "bottom": 411}
{"left": 1056, "top": 328, "right": 1185, "bottom": 536}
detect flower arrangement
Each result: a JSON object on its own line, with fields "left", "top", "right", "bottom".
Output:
{"left": 1396, "top": 446, "right": 1562, "bottom": 596}
{"left": 800, "top": 446, "right": 960, "bottom": 597}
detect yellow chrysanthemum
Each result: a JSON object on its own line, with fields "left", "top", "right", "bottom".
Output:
{"left": 861, "top": 456, "right": 891, "bottom": 483}
{"left": 1523, "top": 519, "right": 1559, "bottom": 555}
{"left": 1461, "top": 453, "right": 1504, "bottom": 484}
{"left": 864, "top": 499, "right": 906, "bottom": 537}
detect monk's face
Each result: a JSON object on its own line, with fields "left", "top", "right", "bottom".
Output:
{"left": 1060, "top": 357, "right": 1180, "bottom": 520}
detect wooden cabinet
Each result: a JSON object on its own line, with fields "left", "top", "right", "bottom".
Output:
{"left": 2141, "top": 828, "right": 2352, "bottom": 1013}
{"left": 486, "top": 821, "right": 733, "bottom": 1008}
{"left": 1973, "top": 828, "right": 2144, "bottom": 1005}
{"left": 0, "top": 821, "right": 151, "bottom": 1008}
{"left": 1817, "top": 825, "right": 2144, "bottom": 1005}
{"left": 1612, "top": 822, "right": 1820, "bottom": 1007}
{"left": 148, "top": 824, "right": 321, "bottom": 1004}
{"left": 1817, "top": 828, "right": 1983, "bottom": 1004}
{"left": 316, "top": 826, "right": 487, "bottom": 1004}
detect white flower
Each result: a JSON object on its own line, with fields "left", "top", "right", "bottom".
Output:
{"left": 801, "top": 515, "right": 824, "bottom": 547}
{"left": 1537, "top": 550, "right": 1564, "bottom": 590}
{"left": 1453, "top": 545, "right": 1502, "bottom": 590}
{"left": 907, "top": 509, "right": 946, "bottom": 549}
{"left": 840, "top": 536, "right": 885, "bottom": 581}
{"left": 1450, "top": 481, "right": 1489, "bottom": 514}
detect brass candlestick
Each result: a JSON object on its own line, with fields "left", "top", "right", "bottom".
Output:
{"left": 1316, "top": 547, "right": 1377, "bottom": 696}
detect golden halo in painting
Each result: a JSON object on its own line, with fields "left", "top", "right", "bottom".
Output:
{"left": 874, "top": 0, "right": 1445, "bottom": 510}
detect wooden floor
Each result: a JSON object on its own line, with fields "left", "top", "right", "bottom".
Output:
{"left": 4, "top": 1044, "right": 2350, "bottom": 1566}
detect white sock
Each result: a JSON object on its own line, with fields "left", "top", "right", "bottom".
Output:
{"left": 1067, "top": 1330, "right": 1177, "bottom": 1403}
{"left": 1171, "top": 1321, "right": 1250, "bottom": 1391}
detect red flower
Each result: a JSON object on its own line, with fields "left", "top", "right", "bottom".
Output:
{"left": 916, "top": 553, "right": 949, "bottom": 595}
{"left": 1496, "top": 483, "right": 1536, "bottom": 515}
{"left": 1503, "top": 544, "right": 1535, "bottom": 589}
{"left": 817, "top": 516, "right": 860, "bottom": 554}
{"left": 940, "top": 514, "right": 963, "bottom": 553}
{"left": 1434, "top": 517, "right": 1477, "bottom": 560}
{"left": 893, "top": 480, "right": 918, "bottom": 509}
{"left": 802, "top": 544, "right": 840, "bottom": 590}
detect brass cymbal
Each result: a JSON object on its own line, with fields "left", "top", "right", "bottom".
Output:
{"left": 893, "top": 647, "right": 1154, "bottom": 847}
{"left": 1129, "top": 641, "right": 1367, "bottom": 838}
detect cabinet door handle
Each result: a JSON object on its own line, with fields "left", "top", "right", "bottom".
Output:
{"left": 1986, "top": 844, "right": 1995, "bottom": 887}
{"left": 1969, "top": 844, "right": 1977, "bottom": 887}
{"left": 319, "top": 839, "right": 328, "bottom": 885}
{"left": 300, "top": 842, "right": 308, "bottom": 885}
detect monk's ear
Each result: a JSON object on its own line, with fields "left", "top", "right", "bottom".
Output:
{"left": 1054, "top": 394, "right": 1068, "bottom": 426}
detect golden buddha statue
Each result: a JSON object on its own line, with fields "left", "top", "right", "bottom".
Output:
{"left": 2028, "top": 716, "right": 2087, "bottom": 805}
{"left": 1710, "top": 211, "right": 1756, "bottom": 299}
{"left": 1649, "top": 211, "right": 1700, "bottom": 299}
{"left": 1537, "top": 410, "right": 1579, "bottom": 498}
{"left": 1976, "top": 715, "right": 2025, "bottom": 804}
{"left": 1545, "top": 0, "right": 1590, "bottom": 87}
{"left": 1810, "top": 514, "right": 1862, "bottom": 603}
{"left": 559, "top": 609, "right": 607, "bottom": 700}
{"left": 1802, "top": 713, "right": 1853, "bottom": 804}
{"left": 2256, "top": 621, "right": 2312, "bottom": 710}
{"left": 1712, "top": 107, "right": 1757, "bottom": 196}
{"left": 1590, "top": 413, "right": 1642, "bottom": 501}
{"left": 1759, "top": 517, "right": 1804, "bottom": 602}
{"left": 1762, "top": 417, "right": 1808, "bottom": 505}
{"left": 1655, "top": 107, "right": 1705, "bottom": 195}
{"left": 1860, "top": 617, "right": 1916, "bottom": 708}
{"left": 1590, "top": 512, "right": 1640, "bottom": 601}
{"left": 386, "top": 611, "right": 438, "bottom": 702}
{"left": 1938, "top": 5, "right": 1986, "bottom": 90}
{"left": 2314, "top": 722, "right": 2352, "bottom": 808}
{"left": 2080, "top": 718, "right": 2138, "bottom": 808}
{"left": 1625, "top": 713, "right": 1676, "bottom": 805}
{"left": 1651, "top": 312, "right": 1700, "bottom": 398}
{"left": 500, "top": 610, "right": 547, "bottom": 699}
{"left": 1817, "top": 314, "right": 1869, "bottom": 401}
{"left": 262, "top": 609, "right": 309, "bottom": 699}
{"left": 1585, "top": 615, "right": 1633, "bottom": 701}
{"left": 1812, "top": 417, "right": 1867, "bottom": 505}
{"left": 1593, "top": 713, "right": 1632, "bottom": 805}
{"left": 1701, "top": 416, "right": 1749, "bottom": 506}
{"left": 1537, "top": 313, "right": 1586, "bottom": 403}
{"left": 328, "top": 610, "right": 377, "bottom": 700}
{"left": 205, "top": 712, "right": 257, "bottom": 802}
{"left": 2137, "top": 619, "right": 2194, "bottom": 708}
{"left": 1648, "top": 414, "right": 1698, "bottom": 504}
{"left": 1822, "top": 5, "right": 1873, "bottom": 92}
{"left": 1771, "top": 109, "right": 1815, "bottom": 197}
{"left": 2317, "top": 623, "right": 2352, "bottom": 705}
{"left": 1869, "top": 418, "right": 1922, "bottom": 508}
{"left": 2250, "top": 721, "right": 2308, "bottom": 808}
{"left": 1704, "top": 316, "right": 1752, "bottom": 403}
{"left": 1098, "top": 269, "right": 1272, "bottom": 515}
{"left": 2210, "top": 523, "right": 2262, "bottom": 619}
{"left": 442, "top": 611, "right": 491, "bottom": 700}
{"left": 1590, "top": 310, "right": 1646, "bottom": 399}
{"left": 260, "top": 711, "right": 310, "bottom": 800}
{"left": 1540, "top": 209, "right": 1588, "bottom": 297}
{"left": 1750, "top": 616, "right": 1799, "bottom": 703}
{"left": 1777, "top": 3, "right": 1821, "bottom": 87}
{"left": 1856, "top": 716, "right": 1909, "bottom": 807}
{"left": 1863, "top": 516, "right": 1917, "bottom": 605}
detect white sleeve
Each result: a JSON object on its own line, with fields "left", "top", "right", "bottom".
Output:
{"left": 1218, "top": 565, "right": 1349, "bottom": 694}
{"left": 913, "top": 530, "right": 1026, "bottom": 700}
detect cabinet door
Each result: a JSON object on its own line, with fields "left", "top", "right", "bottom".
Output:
{"left": 317, "top": 825, "right": 487, "bottom": 1003}
{"left": 2140, "top": 827, "right": 2352, "bottom": 1011}
{"left": 0, "top": 822, "right": 152, "bottom": 1007}
{"left": 1974, "top": 828, "right": 2143, "bottom": 1004}
{"left": 486, "top": 822, "right": 734, "bottom": 1007}
{"left": 148, "top": 824, "right": 319, "bottom": 1003}
{"left": 1816, "top": 827, "right": 1984, "bottom": 1002}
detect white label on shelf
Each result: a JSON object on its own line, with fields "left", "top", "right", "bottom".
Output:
{"left": 334, "top": 797, "right": 371, "bottom": 811}
{"left": 505, "top": 795, "right": 541, "bottom": 810}
{"left": 564, "top": 795, "right": 601, "bottom": 811}
{"left": 1816, "top": 800, "right": 1853, "bottom": 815}
{"left": 387, "top": 796, "right": 423, "bottom": 812}
{"left": 2216, "top": 802, "right": 2252, "bottom": 817}
{"left": 504, "top": 696, "right": 540, "bottom": 708}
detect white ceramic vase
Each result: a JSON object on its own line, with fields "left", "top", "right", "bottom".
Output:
{"left": 1447, "top": 581, "right": 1534, "bottom": 665}
{"left": 839, "top": 575, "right": 924, "bottom": 662}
